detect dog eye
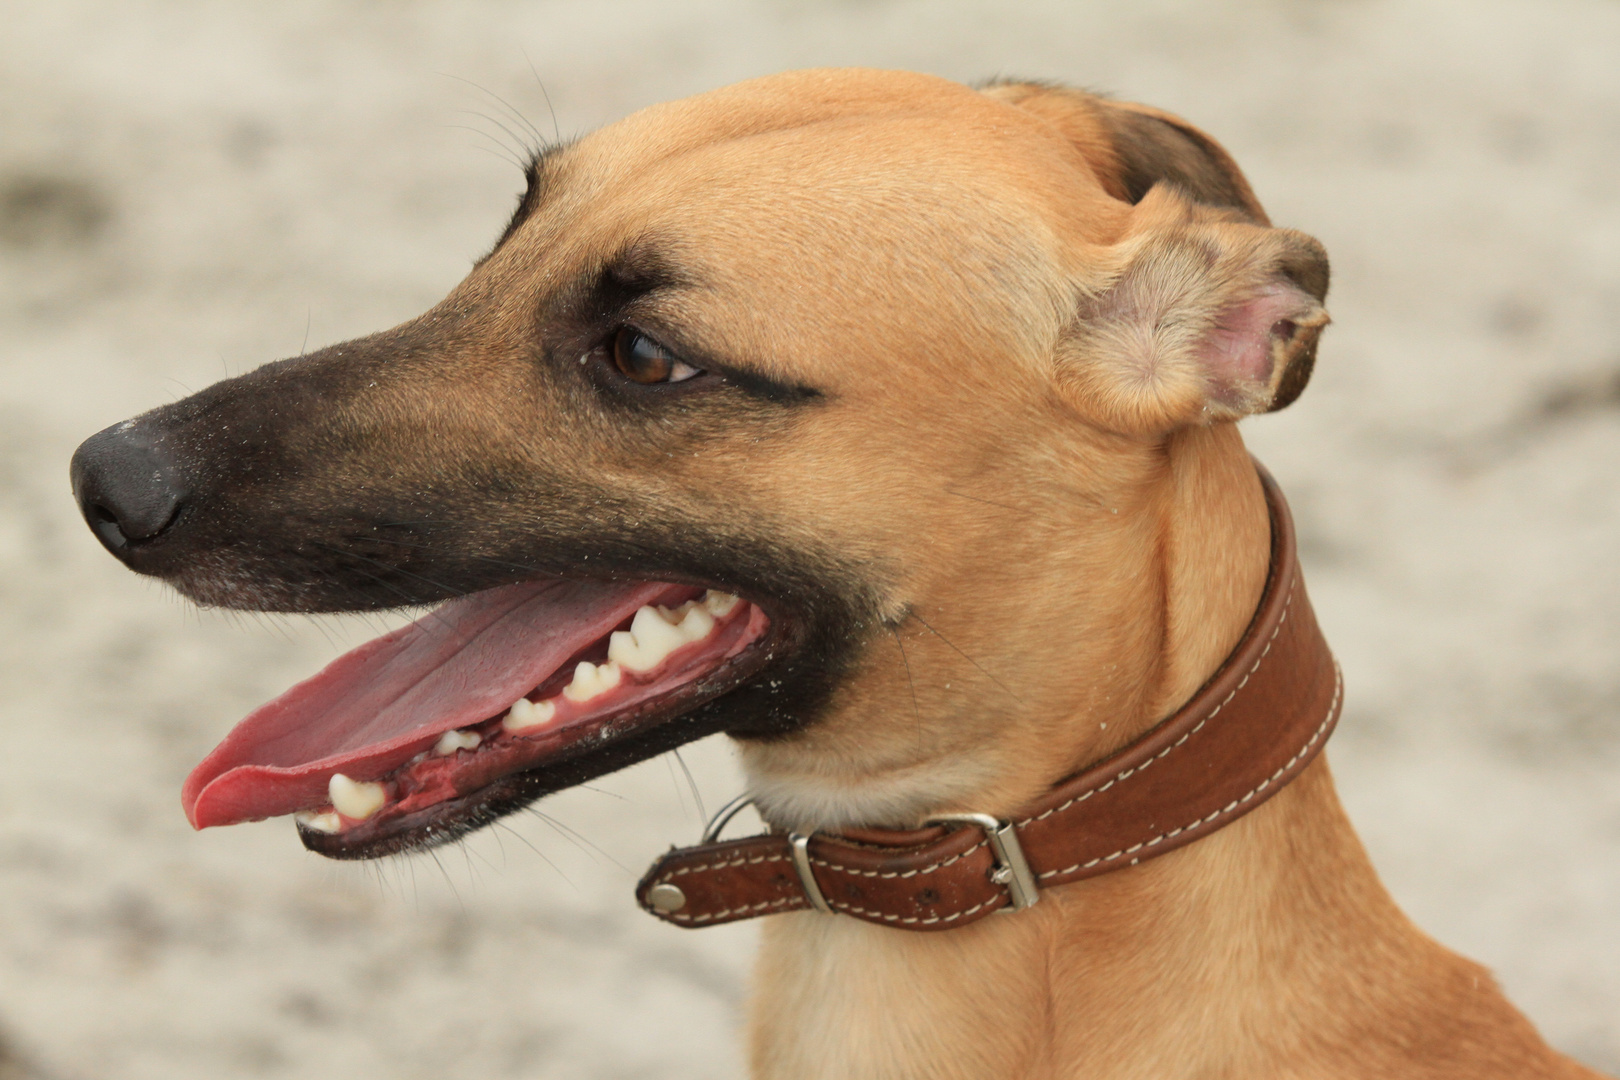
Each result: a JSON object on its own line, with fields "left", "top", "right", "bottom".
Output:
{"left": 610, "top": 327, "right": 702, "bottom": 385}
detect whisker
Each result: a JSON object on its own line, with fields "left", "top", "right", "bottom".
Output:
{"left": 664, "top": 755, "right": 692, "bottom": 821}
{"left": 309, "top": 543, "right": 468, "bottom": 638}
{"left": 439, "top": 72, "right": 549, "bottom": 153}
{"left": 460, "top": 840, "right": 487, "bottom": 888}
{"left": 523, "top": 807, "right": 628, "bottom": 872}
{"left": 451, "top": 107, "right": 537, "bottom": 157}
{"left": 338, "top": 563, "right": 424, "bottom": 607}
{"left": 890, "top": 626, "right": 923, "bottom": 746}
{"left": 356, "top": 535, "right": 556, "bottom": 578}
{"left": 323, "top": 546, "right": 459, "bottom": 596}
{"left": 490, "top": 824, "right": 508, "bottom": 871}
{"left": 942, "top": 487, "right": 1033, "bottom": 517}
{"left": 425, "top": 849, "right": 466, "bottom": 913}
{"left": 347, "top": 573, "right": 463, "bottom": 642}
{"left": 909, "top": 611, "right": 1023, "bottom": 702}
{"left": 944, "top": 486, "right": 1107, "bottom": 514}
{"left": 315, "top": 559, "right": 442, "bottom": 624}
{"left": 672, "top": 748, "right": 706, "bottom": 821}
{"left": 521, "top": 49, "right": 562, "bottom": 144}
{"left": 494, "top": 820, "right": 573, "bottom": 885}
{"left": 449, "top": 111, "right": 538, "bottom": 168}
{"left": 444, "top": 124, "right": 528, "bottom": 171}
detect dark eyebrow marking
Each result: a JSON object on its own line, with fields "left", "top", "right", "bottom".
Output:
{"left": 556, "top": 242, "right": 826, "bottom": 408}
{"left": 713, "top": 364, "right": 823, "bottom": 405}
{"left": 481, "top": 141, "right": 572, "bottom": 261}
{"left": 581, "top": 242, "right": 690, "bottom": 320}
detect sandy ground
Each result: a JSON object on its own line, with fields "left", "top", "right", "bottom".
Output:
{"left": 1, "top": 1, "right": 1618, "bottom": 1076}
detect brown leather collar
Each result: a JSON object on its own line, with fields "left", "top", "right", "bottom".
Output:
{"left": 636, "top": 464, "right": 1341, "bottom": 931}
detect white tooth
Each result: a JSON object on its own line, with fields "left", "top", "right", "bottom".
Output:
{"left": 608, "top": 605, "right": 688, "bottom": 672}
{"left": 328, "top": 773, "right": 387, "bottom": 821}
{"left": 632, "top": 604, "right": 687, "bottom": 652}
{"left": 562, "top": 662, "right": 594, "bottom": 701}
{"left": 563, "top": 660, "right": 622, "bottom": 702}
{"left": 295, "top": 811, "right": 342, "bottom": 835}
{"left": 502, "top": 696, "right": 557, "bottom": 732}
{"left": 676, "top": 603, "right": 715, "bottom": 643}
{"left": 606, "top": 629, "right": 642, "bottom": 670}
{"left": 435, "top": 729, "right": 482, "bottom": 756}
{"left": 703, "top": 590, "right": 740, "bottom": 617}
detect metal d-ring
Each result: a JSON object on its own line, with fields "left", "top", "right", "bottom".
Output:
{"left": 701, "top": 792, "right": 759, "bottom": 844}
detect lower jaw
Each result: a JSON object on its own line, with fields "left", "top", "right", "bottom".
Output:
{"left": 295, "top": 602, "right": 784, "bottom": 859}
{"left": 299, "top": 702, "right": 731, "bottom": 858}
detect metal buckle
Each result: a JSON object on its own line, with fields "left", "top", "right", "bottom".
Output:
{"left": 928, "top": 812, "right": 1041, "bottom": 912}
{"left": 788, "top": 831, "right": 835, "bottom": 914}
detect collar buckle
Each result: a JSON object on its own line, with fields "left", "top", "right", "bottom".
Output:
{"left": 698, "top": 796, "right": 1040, "bottom": 916}
{"left": 928, "top": 813, "right": 1041, "bottom": 912}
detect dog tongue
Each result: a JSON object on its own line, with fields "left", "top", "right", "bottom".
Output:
{"left": 182, "top": 579, "right": 669, "bottom": 829}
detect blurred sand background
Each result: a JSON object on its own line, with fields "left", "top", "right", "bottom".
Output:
{"left": 1, "top": 1, "right": 1618, "bottom": 1076}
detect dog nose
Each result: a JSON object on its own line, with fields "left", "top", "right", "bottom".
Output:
{"left": 70, "top": 422, "right": 190, "bottom": 554}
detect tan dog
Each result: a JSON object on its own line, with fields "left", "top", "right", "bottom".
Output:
{"left": 69, "top": 69, "right": 1602, "bottom": 1078}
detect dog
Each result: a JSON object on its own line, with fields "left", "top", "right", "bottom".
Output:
{"left": 69, "top": 69, "right": 1604, "bottom": 1078}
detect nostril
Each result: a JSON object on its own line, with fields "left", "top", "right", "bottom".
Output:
{"left": 106, "top": 486, "right": 185, "bottom": 543}
{"left": 88, "top": 502, "right": 130, "bottom": 550}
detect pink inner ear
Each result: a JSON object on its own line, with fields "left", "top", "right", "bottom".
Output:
{"left": 1198, "top": 283, "right": 1304, "bottom": 407}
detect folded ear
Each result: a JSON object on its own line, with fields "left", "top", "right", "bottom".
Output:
{"left": 982, "top": 81, "right": 1330, "bottom": 433}
{"left": 1059, "top": 187, "right": 1330, "bottom": 433}
{"left": 981, "top": 79, "right": 1270, "bottom": 225}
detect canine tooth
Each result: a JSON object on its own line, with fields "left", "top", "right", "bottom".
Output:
{"left": 676, "top": 603, "right": 715, "bottom": 643}
{"left": 502, "top": 697, "right": 557, "bottom": 732}
{"left": 702, "top": 590, "right": 740, "bottom": 617}
{"left": 563, "top": 660, "right": 623, "bottom": 703}
{"left": 295, "top": 811, "right": 342, "bottom": 835}
{"left": 328, "top": 773, "right": 386, "bottom": 821}
{"left": 435, "top": 729, "right": 482, "bottom": 756}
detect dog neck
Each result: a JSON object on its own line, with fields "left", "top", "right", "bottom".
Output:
{"left": 1151, "top": 425, "right": 1273, "bottom": 729}
{"left": 743, "top": 425, "right": 1558, "bottom": 1080}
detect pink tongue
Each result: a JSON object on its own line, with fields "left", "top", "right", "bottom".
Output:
{"left": 182, "top": 579, "right": 671, "bottom": 829}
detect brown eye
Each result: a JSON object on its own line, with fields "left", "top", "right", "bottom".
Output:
{"left": 610, "top": 327, "right": 702, "bottom": 384}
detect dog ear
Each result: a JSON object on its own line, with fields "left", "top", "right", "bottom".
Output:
{"left": 980, "top": 79, "right": 1270, "bottom": 224}
{"left": 983, "top": 82, "right": 1330, "bottom": 433}
{"left": 1059, "top": 188, "right": 1330, "bottom": 433}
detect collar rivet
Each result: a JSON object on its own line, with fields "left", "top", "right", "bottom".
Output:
{"left": 647, "top": 883, "right": 687, "bottom": 913}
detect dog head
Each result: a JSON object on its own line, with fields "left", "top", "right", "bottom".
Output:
{"left": 69, "top": 69, "right": 1328, "bottom": 854}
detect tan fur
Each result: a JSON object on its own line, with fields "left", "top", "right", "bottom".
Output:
{"left": 442, "top": 68, "right": 1599, "bottom": 1078}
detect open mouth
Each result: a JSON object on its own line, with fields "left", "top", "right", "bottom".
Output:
{"left": 181, "top": 579, "right": 773, "bottom": 858}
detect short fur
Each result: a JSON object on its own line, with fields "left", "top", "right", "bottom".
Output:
{"left": 73, "top": 70, "right": 1601, "bottom": 1078}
